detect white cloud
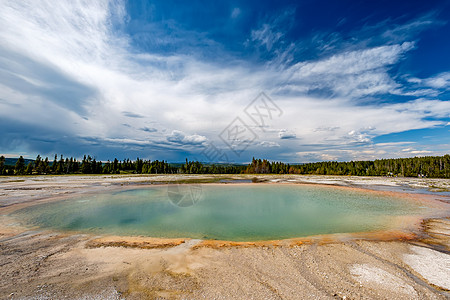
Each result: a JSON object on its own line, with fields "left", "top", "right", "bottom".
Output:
{"left": 320, "top": 153, "right": 339, "bottom": 161}
{"left": 347, "top": 130, "right": 371, "bottom": 143}
{"left": 403, "top": 72, "right": 450, "bottom": 96}
{"left": 409, "top": 150, "right": 432, "bottom": 155}
{"left": 251, "top": 24, "right": 284, "bottom": 51}
{"left": 284, "top": 42, "right": 414, "bottom": 97}
{"left": 295, "top": 144, "right": 440, "bottom": 162}
{"left": 401, "top": 148, "right": 433, "bottom": 155}
{"left": 259, "top": 141, "right": 280, "bottom": 148}
{"left": 295, "top": 42, "right": 414, "bottom": 75}
{"left": 140, "top": 127, "right": 157, "bottom": 133}
{"left": 279, "top": 129, "right": 296, "bottom": 139}
{"left": 231, "top": 8, "right": 241, "bottom": 19}
{"left": 381, "top": 17, "right": 436, "bottom": 42}
{"left": 424, "top": 72, "right": 450, "bottom": 89}
{"left": 166, "top": 130, "right": 207, "bottom": 145}
{"left": 376, "top": 142, "right": 415, "bottom": 147}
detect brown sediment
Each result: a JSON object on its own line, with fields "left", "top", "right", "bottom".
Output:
{"left": 95, "top": 229, "right": 418, "bottom": 250}
{"left": 413, "top": 217, "right": 450, "bottom": 252}
{"left": 85, "top": 236, "right": 187, "bottom": 249}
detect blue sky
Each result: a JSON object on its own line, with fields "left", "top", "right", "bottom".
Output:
{"left": 0, "top": 0, "right": 449, "bottom": 163}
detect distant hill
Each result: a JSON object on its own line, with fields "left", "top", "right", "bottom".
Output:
{"left": 3, "top": 157, "right": 34, "bottom": 166}
{"left": 2, "top": 158, "right": 293, "bottom": 167}
{"left": 169, "top": 162, "right": 246, "bottom": 168}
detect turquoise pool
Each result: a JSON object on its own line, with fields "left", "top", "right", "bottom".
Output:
{"left": 11, "top": 184, "right": 426, "bottom": 241}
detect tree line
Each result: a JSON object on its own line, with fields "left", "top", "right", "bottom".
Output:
{"left": 244, "top": 156, "right": 450, "bottom": 178}
{"left": 0, "top": 155, "right": 245, "bottom": 176}
{"left": 1, "top": 154, "right": 449, "bottom": 178}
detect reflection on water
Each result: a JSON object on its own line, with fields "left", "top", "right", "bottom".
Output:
{"left": 12, "top": 185, "right": 427, "bottom": 241}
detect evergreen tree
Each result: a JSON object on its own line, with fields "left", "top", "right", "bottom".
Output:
{"left": 113, "top": 158, "right": 119, "bottom": 173}
{"left": 65, "top": 158, "right": 70, "bottom": 173}
{"left": 15, "top": 156, "right": 25, "bottom": 175}
{"left": 1, "top": 153, "right": 449, "bottom": 178}
{"left": 81, "top": 155, "right": 92, "bottom": 174}
{"left": 25, "top": 162, "right": 33, "bottom": 175}
{"left": 135, "top": 157, "right": 143, "bottom": 173}
{"left": 56, "top": 155, "right": 64, "bottom": 174}
{"left": 52, "top": 154, "right": 58, "bottom": 173}
{"left": 0, "top": 155, "right": 5, "bottom": 175}
{"left": 43, "top": 157, "right": 50, "bottom": 174}
{"left": 34, "top": 155, "right": 42, "bottom": 174}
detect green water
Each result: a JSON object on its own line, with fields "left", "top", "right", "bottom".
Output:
{"left": 12, "top": 185, "right": 426, "bottom": 241}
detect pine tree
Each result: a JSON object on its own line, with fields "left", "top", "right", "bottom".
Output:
{"left": 135, "top": 157, "right": 143, "bottom": 173}
{"left": 52, "top": 154, "right": 58, "bottom": 173}
{"left": 15, "top": 156, "right": 25, "bottom": 175}
{"left": 56, "top": 155, "right": 64, "bottom": 174}
{"left": 0, "top": 155, "right": 5, "bottom": 175}
{"left": 81, "top": 155, "right": 92, "bottom": 174}
{"left": 35, "top": 155, "right": 42, "bottom": 174}
{"left": 43, "top": 157, "right": 50, "bottom": 174}
{"left": 26, "top": 162, "right": 33, "bottom": 175}
{"left": 113, "top": 158, "right": 119, "bottom": 173}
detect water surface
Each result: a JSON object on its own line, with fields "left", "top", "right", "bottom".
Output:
{"left": 12, "top": 184, "right": 427, "bottom": 241}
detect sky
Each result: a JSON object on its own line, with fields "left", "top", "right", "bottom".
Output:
{"left": 0, "top": 0, "right": 449, "bottom": 163}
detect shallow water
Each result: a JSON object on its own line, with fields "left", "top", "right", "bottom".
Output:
{"left": 12, "top": 184, "right": 428, "bottom": 241}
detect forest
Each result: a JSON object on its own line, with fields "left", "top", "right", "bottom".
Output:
{"left": 1, "top": 154, "right": 449, "bottom": 178}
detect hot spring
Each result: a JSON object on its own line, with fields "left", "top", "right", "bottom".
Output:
{"left": 11, "top": 184, "right": 427, "bottom": 241}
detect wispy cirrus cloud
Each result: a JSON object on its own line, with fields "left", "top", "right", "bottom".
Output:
{"left": 422, "top": 72, "right": 450, "bottom": 90}
{"left": 251, "top": 24, "right": 284, "bottom": 52}
{"left": 279, "top": 42, "right": 414, "bottom": 98}
{"left": 231, "top": 7, "right": 241, "bottom": 19}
